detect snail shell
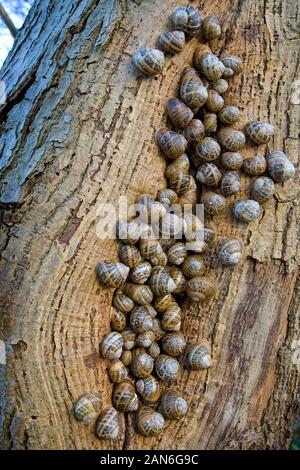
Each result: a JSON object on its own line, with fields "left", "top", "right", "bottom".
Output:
{"left": 180, "top": 73, "right": 208, "bottom": 112}
{"left": 245, "top": 120, "right": 274, "bottom": 144}
{"left": 121, "top": 328, "right": 136, "bottom": 350}
{"left": 162, "top": 332, "right": 186, "bottom": 357}
{"left": 196, "top": 162, "right": 222, "bottom": 186}
{"left": 221, "top": 171, "right": 241, "bottom": 197}
{"left": 167, "top": 242, "right": 187, "bottom": 265}
{"left": 222, "top": 66, "right": 234, "bottom": 78}
{"left": 221, "top": 55, "right": 243, "bottom": 75}
{"left": 147, "top": 342, "right": 161, "bottom": 359}
{"left": 116, "top": 219, "right": 139, "bottom": 245}
{"left": 267, "top": 151, "right": 295, "bottom": 182}
{"left": 113, "top": 380, "right": 138, "bottom": 412}
{"left": 168, "top": 266, "right": 187, "bottom": 295}
{"left": 96, "top": 408, "right": 119, "bottom": 440}
{"left": 121, "top": 350, "right": 132, "bottom": 366}
{"left": 218, "top": 238, "right": 243, "bottom": 266}
{"left": 156, "top": 128, "right": 188, "bottom": 160}
{"left": 155, "top": 354, "right": 180, "bottom": 382}
{"left": 233, "top": 199, "right": 261, "bottom": 223}
{"left": 108, "top": 360, "right": 128, "bottom": 383}
{"left": 185, "top": 232, "right": 208, "bottom": 254}
{"left": 243, "top": 154, "right": 267, "bottom": 176}
{"left": 252, "top": 176, "right": 275, "bottom": 203}
{"left": 123, "top": 282, "right": 153, "bottom": 305}
{"left": 182, "top": 119, "right": 205, "bottom": 143}
{"left": 101, "top": 332, "right": 124, "bottom": 360}
{"left": 161, "top": 304, "right": 182, "bottom": 331}
{"left": 140, "top": 238, "right": 163, "bottom": 261}
{"left": 202, "top": 15, "right": 221, "bottom": 40}
{"left": 195, "top": 137, "right": 221, "bottom": 162}
{"left": 143, "top": 304, "right": 157, "bottom": 319}
{"left": 186, "top": 276, "right": 217, "bottom": 302}
{"left": 96, "top": 262, "right": 129, "bottom": 288}
{"left": 153, "top": 293, "right": 174, "bottom": 313}
{"left": 211, "top": 78, "right": 228, "bottom": 95}
{"left": 206, "top": 89, "right": 224, "bottom": 112}
{"left": 166, "top": 98, "right": 193, "bottom": 128}
{"left": 130, "top": 306, "right": 153, "bottom": 333}
{"left": 217, "top": 128, "right": 246, "bottom": 151}
{"left": 218, "top": 105, "right": 240, "bottom": 125}
{"left": 172, "top": 5, "right": 201, "bottom": 36}
{"left": 136, "top": 406, "right": 165, "bottom": 437}
{"left": 136, "top": 331, "right": 156, "bottom": 348}
{"left": 152, "top": 318, "right": 166, "bottom": 341}
{"left": 129, "top": 261, "right": 152, "bottom": 284}
{"left": 110, "top": 310, "right": 127, "bottom": 332}
{"left": 157, "top": 189, "right": 178, "bottom": 207}
{"left": 74, "top": 393, "right": 103, "bottom": 424}
{"left": 150, "top": 250, "right": 168, "bottom": 267}
{"left": 168, "top": 171, "right": 194, "bottom": 196}
{"left": 203, "top": 226, "right": 216, "bottom": 245}
{"left": 195, "top": 52, "right": 225, "bottom": 81}
{"left": 187, "top": 341, "right": 212, "bottom": 369}
{"left": 201, "top": 191, "right": 226, "bottom": 215}
{"left": 165, "top": 154, "right": 190, "bottom": 179}
{"left": 147, "top": 266, "right": 176, "bottom": 296}
{"left": 133, "top": 48, "right": 164, "bottom": 76}
{"left": 221, "top": 152, "right": 244, "bottom": 170}
{"left": 194, "top": 44, "right": 211, "bottom": 64}
{"left": 183, "top": 213, "right": 203, "bottom": 234}
{"left": 159, "top": 389, "right": 188, "bottom": 420}
{"left": 119, "top": 244, "right": 142, "bottom": 268}
{"left": 131, "top": 351, "right": 154, "bottom": 379}
{"left": 178, "top": 188, "right": 197, "bottom": 207}
{"left": 138, "top": 200, "right": 167, "bottom": 224}
{"left": 112, "top": 289, "right": 134, "bottom": 313}
{"left": 182, "top": 255, "right": 206, "bottom": 278}
{"left": 136, "top": 375, "right": 161, "bottom": 405}
{"left": 160, "top": 212, "right": 186, "bottom": 239}
{"left": 203, "top": 112, "right": 217, "bottom": 134}
{"left": 158, "top": 30, "right": 185, "bottom": 53}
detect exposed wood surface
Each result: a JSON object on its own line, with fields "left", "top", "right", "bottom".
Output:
{"left": 0, "top": 0, "right": 299, "bottom": 450}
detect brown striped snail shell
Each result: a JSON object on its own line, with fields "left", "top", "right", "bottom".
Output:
{"left": 185, "top": 231, "right": 208, "bottom": 254}
{"left": 201, "top": 191, "right": 226, "bottom": 215}
{"left": 218, "top": 238, "right": 243, "bottom": 266}
{"left": 101, "top": 332, "right": 124, "bottom": 360}
{"left": 147, "top": 266, "right": 176, "bottom": 296}
{"left": 245, "top": 120, "right": 274, "bottom": 144}
{"left": 180, "top": 74, "right": 208, "bottom": 112}
{"left": 158, "top": 30, "right": 185, "bottom": 53}
{"left": 130, "top": 306, "right": 153, "bottom": 333}
{"left": 156, "top": 128, "right": 188, "bottom": 160}
{"left": 127, "top": 393, "right": 139, "bottom": 412}
{"left": 108, "top": 360, "right": 128, "bottom": 383}
{"left": 181, "top": 65, "right": 202, "bottom": 81}
{"left": 129, "top": 261, "right": 152, "bottom": 284}
{"left": 166, "top": 98, "right": 193, "bottom": 128}
{"left": 159, "top": 389, "right": 188, "bottom": 420}
{"left": 147, "top": 342, "right": 161, "bottom": 359}
{"left": 221, "top": 171, "right": 241, "bottom": 197}
{"left": 123, "top": 282, "right": 154, "bottom": 305}
{"left": 119, "top": 243, "right": 142, "bottom": 268}
{"left": 161, "top": 304, "right": 182, "bottom": 331}
{"left": 211, "top": 78, "right": 228, "bottom": 95}
{"left": 187, "top": 341, "right": 212, "bottom": 369}
{"left": 116, "top": 219, "right": 139, "bottom": 245}
{"left": 136, "top": 406, "right": 165, "bottom": 437}
{"left": 196, "top": 162, "right": 222, "bottom": 186}
{"left": 178, "top": 187, "right": 197, "bottom": 207}
{"left": 157, "top": 189, "right": 178, "bottom": 207}
{"left": 96, "top": 408, "right": 119, "bottom": 440}
{"left": 195, "top": 137, "right": 221, "bottom": 163}
{"left": 182, "top": 255, "right": 206, "bottom": 278}
{"left": 217, "top": 128, "right": 246, "bottom": 151}
{"left": 202, "top": 15, "right": 221, "bottom": 40}
{"left": 252, "top": 176, "right": 275, "bottom": 203}
{"left": 168, "top": 171, "right": 194, "bottom": 196}
{"left": 110, "top": 310, "right": 127, "bottom": 332}
{"left": 131, "top": 351, "right": 154, "bottom": 379}
{"left": 206, "top": 89, "right": 224, "bottom": 112}
{"left": 153, "top": 293, "right": 175, "bottom": 313}
{"left": 182, "top": 119, "right": 205, "bottom": 143}
{"left": 183, "top": 213, "right": 203, "bottom": 234}
{"left": 150, "top": 250, "right": 168, "bottom": 267}
{"left": 243, "top": 154, "right": 267, "bottom": 176}
{"left": 167, "top": 242, "right": 187, "bottom": 265}
{"left": 152, "top": 318, "right": 166, "bottom": 341}
{"left": 112, "top": 289, "right": 135, "bottom": 313}
{"left": 221, "top": 55, "right": 243, "bottom": 75}
{"left": 218, "top": 105, "right": 240, "bottom": 125}
{"left": 140, "top": 238, "right": 163, "bottom": 261}
{"left": 136, "top": 331, "right": 156, "bottom": 348}
{"left": 221, "top": 152, "right": 244, "bottom": 170}
{"left": 133, "top": 48, "right": 164, "bottom": 76}
{"left": 136, "top": 375, "right": 161, "bottom": 405}
{"left": 267, "top": 151, "right": 295, "bottom": 182}
{"left": 203, "top": 112, "right": 218, "bottom": 134}
{"left": 222, "top": 67, "right": 234, "bottom": 78}
{"left": 194, "top": 44, "right": 212, "bottom": 64}
{"left": 74, "top": 393, "right": 103, "bottom": 424}
{"left": 96, "top": 262, "right": 129, "bottom": 288}
{"left": 203, "top": 226, "right": 216, "bottom": 245}
{"left": 186, "top": 276, "right": 217, "bottom": 302}
{"left": 168, "top": 266, "right": 187, "bottom": 295}
{"left": 138, "top": 200, "right": 167, "bottom": 224}
{"left": 143, "top": 304, "right": 158, "bottom": 319}
{"left": 196, "top": 52, "right": 225, "bottom": 81}
{"left": 121, "top": 328, "right": 136, "bottom": 350}
{"left": 162, "top": 332, "right": 186, "bottom": 357}
{"left": 233, "top": 199, "right": 261, "bottom": 223}
{"left": 155, "top": 354, "right": 180, "bottom": 382}
{"left": 113, "top": 380, "right": 138, "bottom": 412}
{"left": 160, "top": 212, "right": 186, "bottom": 239}
{"left": 165, "top": 154, "right": 190, "bottom": 179}
{"left": 172, "top": 5, "right": 201, "bottom": 36}
{"left": 121, "top": 350, "right": 132, "bottom": 366}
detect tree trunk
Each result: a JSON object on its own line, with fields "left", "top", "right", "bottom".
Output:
{"left": 0, "top": 0, "right": 299, "bottom": 450}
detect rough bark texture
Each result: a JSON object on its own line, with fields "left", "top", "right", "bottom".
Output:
{"left": 0, "top": 0, "right": 299, "bottom": 450}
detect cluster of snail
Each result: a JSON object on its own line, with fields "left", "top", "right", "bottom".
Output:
{"left": 73, "top": 5, "right": 295, "bottom": 442}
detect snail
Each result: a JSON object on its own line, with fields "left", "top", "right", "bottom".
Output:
{"left": 267, "top": 151, "right": 295, "bottom": 182}
{"left": 201, "top": 16, "right": 221, "bottom": 40}
{"left": 178, "top": 187, "right": 197, "bottom": 207}
{"left": 195, "top": 137, "right": 221, "bottom": 162}
{"left": 155, "top": 354, "right": 180, "bottom": 382}
{"left": 121, "top": 350, "right": 132, "bottom": 366}
{"left": 147, "top": 266, "right": 176, "bottom": 296}
{"left": 221, "top": 55, "right": 243, "bottom": 75}
{"left": 136, "top": 375, "right": 162, "bottom": 405}
{"left": 158, "top": 31, "right": 185, "bottom": 53}
{"left": 245, "top": 120, "right": 274, "bottom": 144}
{"left": 217, "top": 128, "right": 246, "bottom": 151}
{"left": 161, "top": 303, "right": 182, "bottom": 331}
{"left": 166, "top": 98, "right": 193, "bottom": 128}
{"left": 182, "top": 119, "right": 205, "bottom": 143}
{"left": 233, "top": 199, "right": 261, "bottom": 223}
{"left": 147, "top": 341, "right": 161, "bottom": 359}
{"left": 143, "top": 304, "right": 157, "bottom": 319}
{"left": 130, "top": 306, "right": 153, "bottom": 333}
{"left": 74, "top": 393, "right": 103, "bottom": 424}
{"left": 206, "top": 89, "right": 224, "bottom": 112}
{"left": 162, "top": 332, "right": 186, "bottom": 357}
{"left": 195, "top": 51, "right": 225, "bottom": 81}
{"left": 96, "top": 408, "right": 119, "bottom": 440}
{"left": 101, "top": 332, "right": 124, "bottom": 360}
{"left": 196, "top": 162, "right": 222, "bottom": 186}
{"left": 159, "top": 389, "right": 188, "bottom": 420}
{"left": 136, "top": 331, "right": 156, "bottom": 348}
{"left": 182, "top": 255, "right": 206, "bottom": 278}
{"left": 218, "top": 238, "right": 243, "bottom": 266}
{"left": 157, "top": 188, "right": 178, "bottom": 207}
{"left": 186, "top": 276, "right": 217, "bottom": 302}
{"left": 150, "top": 250, "right": 168, "bottom": 267}
{"left": 187, "top": 341, "right": 212, "bottom": 369}
{"left": 251, "top": 176, "right": 275, "bottom": 203}
{"left": 172, "top": 5, "right": 201, "bottom": 36}
{"left": 121, "top": 328, "right": 136, "bottom": 350}
{"left": 221, "top": 171, "right": 241, "bottom": 197}
{"left": 218, "top": 105, "right": 240, "bottom": 125}
{"left": 211, "top": 78, "right": 228, "bottom": 95}
{"left": 133, "top": 48, "right": 164, "bottom": 76}
{"left": 221, "top": 152, "right": 244, "bottom": 170}
{"left": 129, "top": 261, "right": 152, "bottom": 284}
{"left": 131, "top": 350, "right": 154, "bottom": 379}
{"left": 185, "top": 231, "right": 208, "bottom": 254}
{"left": 183, "top": 213, "right": 203, "bottom": 235}
{"left": 108, "top": 360, "right": 128, "bottom": 383}
{"left": 112, "top": 289, "right": 135, "bottom": 313}
{"left": 116, "top": 219, "right": 140, "bottom": 245}
{"left": 113, "top": 380, "right": 138, "bottom": 412}
{"left": 152, "top": 317, "right": 166, "bottom": 341}
{"left": 140, "top": 238, "right": 163, "bottom": 261}
{"left": 243, "top": 154, "right": 267, "bottom": 176}
{"left": 136, "top": 406, "right": 165, "bottom": 437}
{"left": 119, "top": 243, "right": 142, "bottom": 268}
{"left": 201, "top": 191, "right": 226, "bottom": 215}
{"left": 222, "top": 67, "right": 234, "bottom": 78}
{"left": 123, "top": 282, "right": 154, "bottom": 305}
{"left": 159, "top": 212, "right": 185, "bottom": 239}
{"left": 156, "top": 128, "right": 188, "bottom": 160}
{"left": 153, "top": 293, "right": 175, "bottom": 313}
{"left": 168, "top": 266, "right": 187, "bottom": 295}
{"left": 96, "top": 262, "right": 129, "bottom": 288}
{"left": 138, "top": 200, "right": 167, "bottom": 224}
{"left": 165, "top": 154, "right": 190, "bottom": 179}
{"left": 110, "top": 310, "right": 127, "bottom": 332}
{"left": 168, "top": 170, "right": 194, "bottom": 197}
{"left": 203, "top": 112, "right": 217, "bottom": 134}
{"left": 203, "top": 226, "right": 216, "bottom": 246}
{"left": 167, "top": 242, "right": 187, "bottom": 265}
{"left": 180, "top": 68, "right": 208, "bottom": 112}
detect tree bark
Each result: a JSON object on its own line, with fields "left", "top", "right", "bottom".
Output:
{"left": 0, "top": 0, "right": 299, "bottom": 450}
